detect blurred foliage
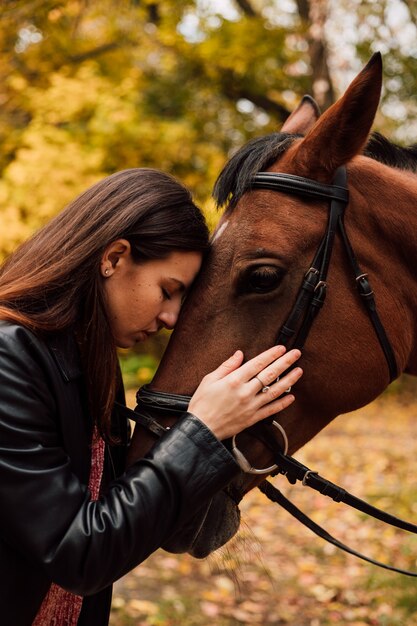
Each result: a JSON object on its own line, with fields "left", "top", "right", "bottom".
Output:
{"left": 119, "top": 351, "right": 159, "bottom": 389}
{"left": 0, "top": 0, "right": 416, "bottom": 259}
{"left": 118, "top": 328, "right": 171, "bottom": 387}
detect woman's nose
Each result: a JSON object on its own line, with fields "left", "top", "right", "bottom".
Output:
{"left": 158, "top": 303, "right": 181, "bottom": 330}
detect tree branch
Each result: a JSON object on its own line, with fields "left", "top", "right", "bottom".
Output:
{"left": 68, "top": 41, "right": 125, "bottom": 63}
{"left": 295, "top": 0, "right": 309, "bottom": 21}
{"left": 219, "top": 71, "right": 290, "bottom": 122}
{"left": 233, "top": 0, "right": 258, "bottom": 17}
{"left": 147, "top": 3, "right": 160, "bottom": 24}
{"left": 295, "top": 0, "right": 335, "bottom": 109}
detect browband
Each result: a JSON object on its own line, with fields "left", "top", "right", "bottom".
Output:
{"left": 251, "top": 171, "right": 350, "bottom": 203}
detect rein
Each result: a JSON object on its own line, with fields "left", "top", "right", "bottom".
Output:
{"left": 125, "top": 390, "right": 417, "bottom": 577}
{"left": 126, "top": 167, "right": 411, "bottom": 575}
{"left": 258, "top": 449, "right": 417, "bottom": 577}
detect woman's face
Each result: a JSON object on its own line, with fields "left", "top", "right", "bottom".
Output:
{"left": 101, "top": 241, "right": 203, "bottom": 348}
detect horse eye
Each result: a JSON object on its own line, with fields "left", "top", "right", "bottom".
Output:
{"left": 243, "top": 266, "right": 284, "bottom": 294}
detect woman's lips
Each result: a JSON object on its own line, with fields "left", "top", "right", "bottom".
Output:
{"left": 137, "top": 330, "right": 157, "bottom": 342}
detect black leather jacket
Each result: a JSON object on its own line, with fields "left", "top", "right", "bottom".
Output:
{"left": 0, "top": 323, "right": 238, "bottom": 625}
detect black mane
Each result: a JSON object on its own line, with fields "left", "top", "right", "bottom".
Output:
{"left": 363, "top": 132, "right": 417, "bottom": 173}
{"left": 213, "top": 131, "right": 417, "bottom": 209}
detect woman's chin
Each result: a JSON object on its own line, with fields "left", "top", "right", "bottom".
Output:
{"left": 115, "top": 333, "right": 145, "bottom": 349}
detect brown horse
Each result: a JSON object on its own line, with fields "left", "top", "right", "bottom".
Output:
{"left": 128, "top": 53, "right": 417, "bottom": 558}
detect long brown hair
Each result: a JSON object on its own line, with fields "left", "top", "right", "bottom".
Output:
{"left": 0, "top": 168, "right": 209, "bottom": 441}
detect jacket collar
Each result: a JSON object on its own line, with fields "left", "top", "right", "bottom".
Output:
{"left": 46, "top": 330, "right": 83, "bottom": 382}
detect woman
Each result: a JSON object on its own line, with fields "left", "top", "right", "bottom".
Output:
{"left": 0, "top": 168, "right": 302, "bottom": 626}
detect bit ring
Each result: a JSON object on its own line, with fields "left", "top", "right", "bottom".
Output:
{"left": 231, "top": 421, "right": 289, "bottom": 475}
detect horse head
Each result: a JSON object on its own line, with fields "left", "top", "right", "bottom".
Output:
{"left": 128, "top": 53, "right": 417, "bottom": 557}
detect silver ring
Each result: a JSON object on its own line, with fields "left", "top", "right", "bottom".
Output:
{"left": 231, "top": 420, "right": 289, "bottom": 474}
{"left": 254, "top": 375, "right": 270, "bottom": 393}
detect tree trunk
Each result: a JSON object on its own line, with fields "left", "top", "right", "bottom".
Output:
{"left": 295, "top": 0, "right": 335, "bottom": 109}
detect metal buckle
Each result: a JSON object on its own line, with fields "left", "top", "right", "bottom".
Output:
{"left": 302, "top": 469, "right": 318, "bottom": 486}
{"left": 305, "top": 267, "right": 319, "bottom": 278}
{"left": 231, "top": 421, "right": 289, "bottom": 475}
{"left": 314, "top": 280, "right": 327, "bottom": 292}
{"left": 356, "top": 273, "right": 374, "bottom": 297}
{"left": 355, "top": 273, "right": 368, "bottom": 282}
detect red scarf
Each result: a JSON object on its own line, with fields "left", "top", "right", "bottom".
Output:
{"left": 33, "top": 427, "right": 105, "bottom": 626}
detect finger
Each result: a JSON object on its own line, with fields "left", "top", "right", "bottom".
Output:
{"left": 233, "top": 345, "right": 287, "bottom": 383}
{"left": 248, "top": 348, "right": 301, "bottom": 392}
{"left": 255, "top": 393, "right": 296, "bottom": 422}
{"left": 208, "top": 350, "right": 244, "bottom": 381}
{"left": 254, "top": 367, "right": 303, "bottom": 406}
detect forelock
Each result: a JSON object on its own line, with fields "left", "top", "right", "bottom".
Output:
{"left": 213, "top": 133, "right": 301, "bottom": 209}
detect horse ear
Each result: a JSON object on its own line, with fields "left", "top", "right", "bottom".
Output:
{"left": 290, "top": 53, "right": 383, "bottom": 178}
{"left": 281, "top": 95, "right": 321, "bottom": 135}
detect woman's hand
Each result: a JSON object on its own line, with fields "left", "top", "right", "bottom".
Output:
{"left": 188, "top": 346, "right": 302, "bottom": 441}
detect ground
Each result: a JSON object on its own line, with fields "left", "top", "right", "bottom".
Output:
{"left": 110, "top": 384, "right": 417, "bottom": 626}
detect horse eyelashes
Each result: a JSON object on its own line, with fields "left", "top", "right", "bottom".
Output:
{"left": 239, "top": 265, "right": 284, "bottom": 294}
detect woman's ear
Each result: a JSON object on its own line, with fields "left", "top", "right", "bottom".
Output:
{"left": 100, "top": 239, "right": 132, "bottom": 277}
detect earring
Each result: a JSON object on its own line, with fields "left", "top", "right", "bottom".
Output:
{"left": 104, "top": 268, "right": 110, "bottom": 276}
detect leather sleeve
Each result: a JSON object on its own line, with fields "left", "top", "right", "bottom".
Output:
{"left": 0, "top": 326, "right": 239, "bottom": 595}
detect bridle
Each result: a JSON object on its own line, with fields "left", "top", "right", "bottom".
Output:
{"left": 123, "top": 167, "right": 417, "bottom": 577}
{"left": 252, "top": 166, "right": 397, "bottom": 381}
